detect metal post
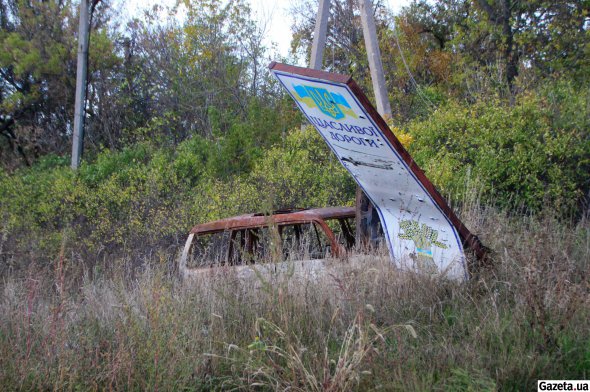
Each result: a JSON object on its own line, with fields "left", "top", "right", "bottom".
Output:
{"left": 71, "top": 0, "right": 90, "bottom": 169}
{"left": 310, "top": 0, "right": 330, "bottom": 70}
{"left": 359, "top": 0, "right": 392, "bottom": 118}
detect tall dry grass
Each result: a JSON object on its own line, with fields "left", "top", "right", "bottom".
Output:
{"left": 0, "top": 201, "right": 588, "bottom": 391}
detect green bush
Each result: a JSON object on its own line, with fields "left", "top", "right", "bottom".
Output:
{"left": 249, "top": 126, "right": 355, "bottom": 209}
{"left": 406, "top": 83, "right": 590, "bottom": 213}
{"left": 0, "top": 126, "right": 355, "bottom": 264}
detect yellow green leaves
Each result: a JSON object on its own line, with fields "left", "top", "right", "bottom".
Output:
{"left": 405, "top": 84, "right": 590, "bottom": 214}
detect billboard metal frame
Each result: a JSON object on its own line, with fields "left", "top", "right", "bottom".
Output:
{"left": 269, "top": 61, "right": 487, "bottom": 270}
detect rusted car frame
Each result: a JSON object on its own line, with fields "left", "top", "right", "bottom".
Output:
{"left": 179, "top": 207, "right": 357, "bottom": 280}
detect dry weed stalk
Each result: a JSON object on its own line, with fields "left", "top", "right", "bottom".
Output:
{"left": 0, "top": 206, "right": 588, "bottom": 390}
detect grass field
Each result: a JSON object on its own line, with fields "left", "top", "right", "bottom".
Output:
{"left": 0, "top": 201, "right": 588, "bottom": 391}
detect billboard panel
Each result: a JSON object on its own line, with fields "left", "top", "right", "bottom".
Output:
{"left": 270, "top": 62, "right": 484, "bottom": 280}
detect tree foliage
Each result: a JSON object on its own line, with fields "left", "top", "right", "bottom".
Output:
{"left": 396, "top": 0, "right": 589, "bottom": 98}
{"left": 0, "top": 0, "right": 300, "bottom": 168}
{"left": 0, "top": 0, "right": 117, "bottom": 167}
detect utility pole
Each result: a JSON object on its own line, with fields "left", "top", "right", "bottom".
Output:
{"left": 71, "top": 0, "right": 91, "bottom": 170}
{"left": 358, "top": 0, "right": 392, "bottom": 248}
{"left": 309, "top": 0, "right": 392, "bottom": 249}
{"left": 359, "top": 0, "right": 392, "bottom": 118}
{"left": 310, "top": 0, "right": 330, "bottom": 70}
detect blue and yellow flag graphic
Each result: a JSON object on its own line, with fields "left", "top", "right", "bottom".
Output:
{"left": 293, "top": 84, "right": 357, "bottom": 120}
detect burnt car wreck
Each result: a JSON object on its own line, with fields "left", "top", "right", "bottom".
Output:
{"left": 178, "top": 207, "right": 365, "bottom": 280}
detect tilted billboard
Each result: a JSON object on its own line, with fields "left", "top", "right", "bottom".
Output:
{"left": 270, "top": 62, "right": 485, "bottom": 280}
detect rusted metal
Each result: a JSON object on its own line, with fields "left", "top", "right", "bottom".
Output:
{"left": 179, "top": 207, "right": 357, "bottom": 280}
{"left": 190, "top": 206, "right": 355, "bottom": 235}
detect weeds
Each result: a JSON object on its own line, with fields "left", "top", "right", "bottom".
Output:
{"left": 0, "top": 205, "right": 588, "bottom": 390}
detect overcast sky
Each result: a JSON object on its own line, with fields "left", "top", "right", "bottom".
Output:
{"left": 119, "top": 0, "right": 411, "bottom": 61}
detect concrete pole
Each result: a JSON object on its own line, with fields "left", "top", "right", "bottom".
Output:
{"left": 357, "top": 0, "right": 391, "bottom": 248}
{"left": 359, "top": 0, "right": 392, "bottom": 118}
{"left": 71, "top": 0, "right": 90, "bottom": 170}
{"left": 310, "top": 0, "right": 330, "bottom": 70}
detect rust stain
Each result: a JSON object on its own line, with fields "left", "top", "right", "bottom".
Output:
{"left": 190, "top": 207, "right": 355, "bottom": 235}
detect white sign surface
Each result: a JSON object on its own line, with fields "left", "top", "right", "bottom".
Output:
{"left": 272, "top": 66, "right": 468, "bottom": 279}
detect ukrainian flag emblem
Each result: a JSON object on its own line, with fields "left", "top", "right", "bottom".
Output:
{"left": 293, "top": 84, "right": 357, "bottom": 120}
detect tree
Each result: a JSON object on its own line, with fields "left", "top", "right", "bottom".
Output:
{"left": 0, "top": 0, "right": 117, "bottom": 169}
{"left": 112, "top": 0, "right": 275, "bottom": 144}
{"left": 402, "top": 0, "right": 589, "bottom": 98}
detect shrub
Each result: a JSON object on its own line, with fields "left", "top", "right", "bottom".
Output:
{"left": 0, "top": 126, "right": 356, "bottom": 265}
{"left": 406, "top": 83, "right": 590, "bottom": 214}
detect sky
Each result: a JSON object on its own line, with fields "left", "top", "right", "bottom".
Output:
{"left": 120, "top": 0, "right": 411, "bottom": 60}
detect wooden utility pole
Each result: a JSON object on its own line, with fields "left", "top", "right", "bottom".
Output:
{"left": 71, "top": 0, "right": 90, "bottom": 170}
{"left": 310, "top": 0, "right": 330, "bottom": 70}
